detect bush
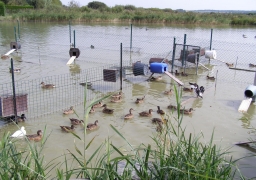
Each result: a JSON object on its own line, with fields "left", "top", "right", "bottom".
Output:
{"left": 87, "top": 1, "right": 107, "bottom": 9}
{"left": 80, "top": 6, "right": 90, "bottom": 12}
{"left": 0, "top": 1, "right": 5, "bottom": 16}
{"left": 111, "top": 5, "right": 124, "bottom": 13}
{"left": 124, "top": 4, "right": 136, "bottom": 11}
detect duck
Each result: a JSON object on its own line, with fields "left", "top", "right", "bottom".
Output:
{"left": 124, "top": 108, "right": 134, "bottom": 119}
{"left": 195, "top": 86, "right": 205, "bottom": 98}
{"left": 139, "top": 109, "right": 153, "bottom": 117}
{"left": 79, "top": 82, "right": 92, "bottom": 87}
{"left": 150, "top": 76, "right": 162, "bottom": 81}
{"left": 89, "top": 106, "right": 95, "bottom": 113}
{"left": 110, "top": 96, "right": 122, "bottom": 103}
{"left": 92, "top": 101, "right": 103, "bottom": 108}
{"left": 156, "top": 122, "right": 163, "bottom": 133}
{"left": 17, "top": 114, "right": 26, "bottom": 122}
{"left": 86, "top": 120, "right": 99, "bottom": 131}
{"left": 102, "top": 104, "right": 114, "bottom": 114}
{"left": 90, "top": 45, "right": 94, "bottom": 49}
{"left": 175, "top": 70, "right": 180, "bottom": 76}
{"left": 135, "top": 95, "right": 145, "bottom": 104}
{"left": 1, "top": 55, "right": 9, "bottom": 59}
{"left": 249, "top": 63, "right": 256, "bottom": 67}
{"left": 40, "top": 82, "right": 55, "bottom": 89}
{"left": 63, "top": 106, "right": 74, "bottom": 115}
{"left": 9, "top": 68, "right": 21, "bottom": 73}
{"left": 242, "top": 34, "right": 247, "bottom": 38}
{"left": 10, "top": 126, "right": 26, "bottom": 137}
{"left": 189, "top": 82, "right": 198, "bottom": 89}
{"left": 167, "top": 104, "right": 177, "bottom": 110}
{"left": 152, "top": 118, "right": 168, "bottom": 124}
{"left": 183, "top": 87, "right": 193, "bottom": 92}
{"left": 181, "top": 72, "right": 188, "bottom": 76}
{"left": 111, "top": 91, "right": 122, "bottom": 98}
{"left": 26, "top": 130, "right": 43, "bottom": 141}
{"left": 180, "top": 108, "right": 194, "bottom": 115}
{"left": 226, "top": 63, "right": 234, "bottom": 67}
{"left": 164, "top": 89, "right": 172, "bottom": 95}
{"left": 157, "top": 106, "right": 165, "bottom": 115}
{"left": 60, "top": 125, "right": 75, "bottom": 132}
{"left": 207, "top": 75, "right": 215, "bottom": 80}
{"left": 69, "top": 118, "right": 84, "bottom": 125}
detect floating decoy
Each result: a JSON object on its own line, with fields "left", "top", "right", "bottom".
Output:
{"left": 10, "top": 126, "right": 26, "bottom": 137}
{"left": 111, "top": 96, "right": 122, "bottom": 103}
{"left": 89, "top": 106, "right": 95, "bottom": 113}
{"left": 111, "top": 91, "right": 122, "bottom": 98}
{"left": 181, "top": 72, "right": 188, "bottom": 76}
{"left": 90, "top": 45, "right": 94, "bottom": 49}
{"left": 60, "top": 125, "right": 75, "bottom": 132}
{"left": 150, "top": 76, "right": 162, "bottom": 81}
{"left": 70, "top": 118, "right": 84, "bottom": 125}
{"left": 207, "top": 75, "right": 215, "bottom": 80}
{"left": 249, "top": 63, "right": 256, "bottom": 67}
{"left": 226, "top": 63, "right": 234, "bottom": 67}
{"left": 102, "top": 104, "right": 114, "bottom": 114}
{"left": 86, "top": 120, "right": 99, "bottom": 131}
{"left": 180, "top": 108, "right": 194, "bottom": 115}
{"left": 9, "top": 68, "right": 21, "bottom": 73}
{"left": 183, "top": 87, "right": 193, "bottom": 92}
{"left": 124, "top": 108, "right": 134, "bottom": 119}
{"left": 92, "top": 101, "right": 103, "bottom": 108}
{"left": 157, "top": 106, "right": 165, "bottom": 115}
{"left": 175, "top": 70, "right": 180, "bottom": 76}
{"left": 63, "top": 106, "right": 74, "bottom": 115}
{"left": 164, "top": 89, "right": 172, "bottom": 95}
{"left": 135, "top": 95, "right": 145, "bottom": 104}
{"left": 139, "top": 109, "right": 153, "bottom": 117}
{"left": 26, "top": 130, "right": 43, "bottom": 141}
{"left": 40, "top": 82, "right": 55, "bottom": 89}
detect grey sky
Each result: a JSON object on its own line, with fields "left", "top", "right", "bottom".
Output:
{"left": 60, "top": 0, "right": 256, "bottom": 10}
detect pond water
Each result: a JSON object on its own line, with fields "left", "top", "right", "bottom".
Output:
{"left": 0, "top": 21, "right": 256, "bottom": 178}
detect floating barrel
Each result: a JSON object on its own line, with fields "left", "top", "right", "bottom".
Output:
{"left": 69, "top": 48, "right": 80, "bottom": 58}
{"left": 150, "top": 63, "right": 167, "bottom": 73}
{"left": 205, "top": 50, "right": 217, "bottom": 59}
{"left": 244, "top": 85, "right": 256, "bottom": 98}
{"left": 10, "top": 42, "right": 21, "bottom": 50}
{"left": 133, "top": 62, "right": 149, "bottom": 76}
{"left": 186, "top": 54, "right": 196, "bottom": 63}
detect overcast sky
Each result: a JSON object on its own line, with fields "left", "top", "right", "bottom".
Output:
{"left": 60, "top": 0, "right": 256, "bottom": 10}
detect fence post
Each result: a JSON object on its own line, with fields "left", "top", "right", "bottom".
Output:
{"left": 73, "top": 30, "right": 76, "bottom": 48}
{"left": 17, "top": 19, "right": 20, "bottom": 40}
{"left": 210, "top": 28, "right": 213, "bottom": 50}
{"left": 120, "top": 43, "right": 123, "bottom": 91}
{"left": 14, "top": 26, "right": 17, "bottom": 43}
{"left": 171, "top": 37, "right": 176, "bottom": 73}
{"left": 130, "top": 23, "right": 132, "bottom": 51}
{"left": 182, "top": 34, "right": 186, "bottom": 66}
{"left": 11, "top": 58, "right": 18, "bottom": 124}
{"left": 69, "top": 20, "right": 71, "bottom": 46}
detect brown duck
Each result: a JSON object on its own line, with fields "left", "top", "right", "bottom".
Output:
{"left": 226, "top": 63, "right": 234, "bottom": 67}
{"left": 207, "top": 75, "right": 215, "bottom": 80}
{"left": 183, "top": 87, "right": 193, "bottom": 92}
{"left": 124, "top": 108, "right": 134, "bottom": 119}
{"left": 60, "top": 125, "right": 75, "bottom": 132}
{"left": 102, "top": 104, "right": 114, "bottom": 114}
{"left": 26, "top": 130, "right": 43, "bottom": 142}
{"left": 63, "top": 106, "right": 74, "bottom": 115}
{"left": 40, "top": 82, "right": 55, "bottom": 89}
{"left": 164, "top": 89, "right": 172, "bottom": 95}
{"left": 93, "top": 101, "right": 103, "bottom": 108}
{"left": 139, "top": 109, "right": 153, "bottom": 117}
{"left": 167, "top": 104, "right": 177, "bottom": 110}
{"left": 135, "top": 95, "right": 145, "bottom": 104}
{"left": 86, "top": 120, "right": 99, "bottom": 131}
{"left": 152, "top": 118, "right": 167, "bottom": 124}
{"left": 111, "top": 96, "right": 122, "bottom": 103}
{"left": 157, "top": 106, "right": 165, "bottom": 115}
{"left": 180, "top": 108, "right": 194, "bottom": 115}
{"left": 89, "top": 106, "right": 95, "bottom": 113}
{"left": 112, "top": 91, "right": 122, "bottom": 98}
{"left": 175, "top": 70, "right": 180, "bottom": 76}
{"left": 70, "top": 118, "right": 84, "bottom": 125}
{"left": 181, "top": 72, "right": 188, "bottom": 76}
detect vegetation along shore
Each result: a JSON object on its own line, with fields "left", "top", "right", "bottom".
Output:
{"left": 0, "top": 0, "right": 256, "bottom": 25}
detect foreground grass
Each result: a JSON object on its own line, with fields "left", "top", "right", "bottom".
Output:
{"left": 0, "top": 85, "right": 245, "bottom": 179}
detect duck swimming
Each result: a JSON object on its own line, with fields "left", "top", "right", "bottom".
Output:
{"left": 26, "top": 130, "right": 43, "bottom": 141}
{"left": 135, "top": 95, "right": 145, "bottom": 104}
{"left": 139, "top": 109, "right": 153, "bottom": 117}
{"left": 111, "top": 96, "right": 122, "bottom": 103}
{"left": 40, "top": 82, "right": 55, "bottom": 89}
{"left": 70, "top": 118, "right": 84, "bottom": 125}
{"left": 175, "top": 70, "right": 180, "bottom": 76}
{"left": 102, "top": 104, "right": 114, "bottom": 114}
{"left": 89, "top": 106, "right": 95, "bottom": 113}
{"left": 124, "top": 108, "right": 134, "bottom": 119}
{"left": 150, "top": 76, "right": 162, "bottom": 81}
{"left": 157, "top": 106, "right": 165, "bottom": 115}
{"left": 183, "top": 87, "right": 193, "bottom": 92}
{"left": 180, "top": 108, "right": 194, "bottom": 115}
{"left": 63, "top": 106, "right": 74, "bottom": 115}
{"left": 10, "top": 126, "right": 26, "bottom": 137}
{"left": 167, "top": 104, "right": 177, "bottom": 110}
{"left": 86, "top": 120, "right": 99, "bottom": 131}
{"left": 181, "top": 72, "right": 188, "bottom": 76}
{"left": 93, "top": 101, "right": 103, "bottom": 108}
{"left": 164, "top": 89, "right": 172, "bottom": 95}
{"left": 207, "top": 75, "right": 215, "bottom": 80}
{"left": 60, "top": 125, "right": 75, "bottom": 132}
{"left": 226, "top": 63, "right": 234, "bottom": 67}
{"left": 111, "top": 91, "right": 122, "bottom": 99}
{"left": 9, "top": 68, "right": 21, "bottom": 73}
{"left": 152, "top": 118, "right": 167, "bottom": 124}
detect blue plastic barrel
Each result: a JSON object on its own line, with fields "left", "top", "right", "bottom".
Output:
{"left": 150, "top": 63, "right": 168, "bottom": 73}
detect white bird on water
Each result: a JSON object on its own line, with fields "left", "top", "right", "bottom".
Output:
{"left": 10, "top": 126, "right": 26, "bottom": 137}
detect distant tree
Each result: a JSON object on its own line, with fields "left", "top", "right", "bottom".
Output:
{"left": 87, "top": 1, "right": 106, "bottom": 9}
{"left": 52, "top": 0, "right": 62, "bottom": 6}
{"left": 68, "top": 0, "right": 80, "bottom": 8}
{"left": 124, "top": 4, "right": 135, "bottom": 10}
{"left": 111, "top": 5, "right": 123, "bottom": 13}
{"left": 26, "top": 0, "right": 44, "bottom": 8}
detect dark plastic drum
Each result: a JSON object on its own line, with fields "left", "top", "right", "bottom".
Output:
{"left": 133, "top": 62, "right": 149, "bottom": 76}
{"left": 10, "top": 42, "right": 21, "bottom": 50}
{"left": 69, "top": 48, "right": 81, "bottom": 58}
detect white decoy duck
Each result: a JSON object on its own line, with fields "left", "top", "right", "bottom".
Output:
{"left": 10, "top": 126, "right": 26, "bottom": 137}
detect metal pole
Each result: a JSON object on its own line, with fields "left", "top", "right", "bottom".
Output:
{"left": 73, "top": 30, "right": 76, "bottom": 48}
{"left": 171, "top": 37, "right": 176, "bottom": 73}
{"left": 14, "top": 27, "right": 17, "bottom": 43}
{"left": 182, "top": 34, "right": 187, "bottom": 66}
{"left": 11, "top": 58, "right": 18, "bottom": 124}
{"left": 69, "top": 20, "right": 71, "bottom": 45}
{"left": 17, "top": 19, "right": 20, "bottom": 40}
{"left": 130, "top": 23, "right": 132, "bottom": 51}
{"left": 210, "top": 29, "right": 213, "bottom": 50}
{"left": 120, "top": 43, "right": 123, "bottom": 91}
{"left": 196, "top": 53, "right": 199, "bottom": 75}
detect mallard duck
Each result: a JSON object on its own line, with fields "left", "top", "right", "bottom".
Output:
{"left": 70, "top": 118, "right": 84, "bottom": 125}
{"left": 111, "top": 91, "right": 122, "bottom": 98}
{"left": 102, "top": 104, "right": 114, "bottom": 114}
{"left": 17, "top": 114, "right": 26, "bottom": 122}
{"left": 157, "top": 106, "right": 165, "bottom": 115}
{"left": 167, "top": 104, "right": 177, "bottom": 110}
{"left": 10, "top": 126, "right": 26, "bottom": 137}
{"left": 175, "top": 70, "right": 180, "bottom": 76}
{"left": 26, "top": 130, "right": 43, "bottom": 141}
{"left": 9, "top": 68, "right": 21, "bottom": 73}
{"left": 86, "top": 120, "right": 99, "bottom": 131}
{"left": 1, "top": 55, "right": 9, "bottom": 59}
{"left": 124, "top": 108, "right": 134, "bottom": 119}
{"left": 89, "top": 106, "right": 95, "bottom": 113}
{"left": 150, "top": 76, "right": 162, "bottom": 81}
{"left": 164, "top": 89, "right": 172, "bottom": 95}
{"left": 93, "top": 101, "right": 103, "bottom": 108}
{"left": 189, "top": 82, "right": 198, "bottom": 89}
{"left": 152, "top": 118, "right": 167, "bottom": 124}
{"left": 139, "top": 109, "right": 153, "bottom": 117}
{"left": 63, "top": 106, "right": 74, "bottom": 115}
{"left": 207, "top": 75, "right": 215, "bottom": 80}
{"left": 180, "top": 108, "right": 194, "bottom": 115}
{"left": 135, "top": 95, "right": 145, "bottom": 104}
{"left": 40, "top": 82, "right": 55, "bottom": 89}
{"left": 90, "top": 45, "right": 94, "bottom": 49}
{"left": 249, "top": 63, "right": 256, "bottom": 67}
{"left": 111, "top": 96, "right": 122, "bottom": 103}
{"left": 60, "top": 125, "right": 75, "bottom": 132}
{"left": 181, "top": 72, "right": 188, "bottom": 76}
{"left": 183, "top": 87, "right": 193, "bottom": 92}
{"left": 226, "top": 63, "right": 234, "bottom": 67}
